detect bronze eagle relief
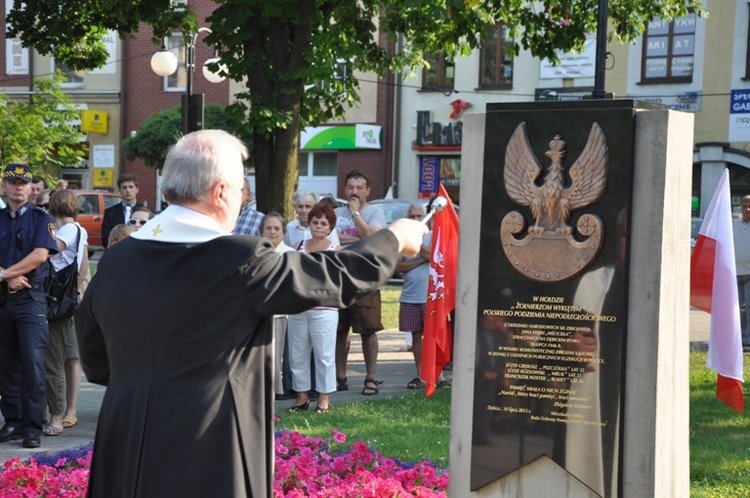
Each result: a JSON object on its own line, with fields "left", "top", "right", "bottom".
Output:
{"left": 501, "top": 121, "right": 609, "bottom": 283}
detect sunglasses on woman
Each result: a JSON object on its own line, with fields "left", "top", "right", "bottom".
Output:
{"left": 128, "top": 219, "right": 148, "bottom": 226}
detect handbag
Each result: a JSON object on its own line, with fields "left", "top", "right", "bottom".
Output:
{"left": 45, "top": 225, "right": 81, "bottom": 321}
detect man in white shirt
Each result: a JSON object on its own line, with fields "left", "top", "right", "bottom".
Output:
{"left": 284, "top": 190, "right": 340, "bottom": 248}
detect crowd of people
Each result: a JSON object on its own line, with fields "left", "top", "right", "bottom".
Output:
{"left": 0, "top": 168, "right": 89, "bottom": 448}
{"left": 0, "top": 151, "right": 446, "bottom": 453}
{"left": 237, "top": 170, "right": 451, "bottom": 413}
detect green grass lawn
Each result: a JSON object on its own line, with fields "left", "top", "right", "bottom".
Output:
{"left": 689, "top": 351, "right": 750, "bottom": 498}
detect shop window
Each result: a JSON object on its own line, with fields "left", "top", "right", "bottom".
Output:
{"left": 479, "top": 23, "right": 513, "bottom": 89}
{"left": 423, "top": 53, "right": 454, "bottom": 91}
{"left": 298, "top": 152, "right": 338, "bottom": 196}
{"left": 640, "top": 12, "right": 696, "bottom": 84}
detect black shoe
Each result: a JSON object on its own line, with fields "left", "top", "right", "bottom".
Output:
{"left": 22, "top": 432, "right": 41, "bottom": 448}
{"left": 0, "top": 424, "right": 22, "bottom": 443}
{"left": 275, "top": 390, "right": 297, "bottom": 401}
{"left": 287, "top": 400, "right": 310, "bottom": 413}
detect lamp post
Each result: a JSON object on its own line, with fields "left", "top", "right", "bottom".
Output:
{"left": 150, "top": 27, "right": 226, "bottom": 134}
{"left": 592, "top": 0, "right": 608, "bottom": 99}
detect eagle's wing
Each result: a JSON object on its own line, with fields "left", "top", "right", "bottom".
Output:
{"left": 565, "top": 122, "right": 608, "bottom": 210}
{"left": 504, "top": 122, "right": 542, "bottom": 207}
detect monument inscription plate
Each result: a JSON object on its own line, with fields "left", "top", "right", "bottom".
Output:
{"left": 470, "top": 101, "right": 650, "bottom": 497}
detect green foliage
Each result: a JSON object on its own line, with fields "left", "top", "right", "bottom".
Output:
{"left": 6, "top": 0, "right": 702, "bottom": 214}
{"left": 0, "top": 71, "right": 86, "bottom": 174}
{"left": 6, "top": 1, "right": 196, "bottom": 69}
{"left": 122, "top": 103, "right": 250, "bottom": 169}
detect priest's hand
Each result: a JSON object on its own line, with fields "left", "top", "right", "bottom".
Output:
{"left": 388, "top": 219, "right": 429, "bottom": 258}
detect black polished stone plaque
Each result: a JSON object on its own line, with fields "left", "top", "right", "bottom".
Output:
{"left": 470, "top": 100, "right": 661, "bottom": 496}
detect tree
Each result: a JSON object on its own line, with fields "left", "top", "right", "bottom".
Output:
{"left": 122, "top": 103, "right": 249, "bottom": 170}
{"left": 7, "top": 0, "right": 701, "bottom": 218}
{"left": 0, "top": 71, "right": 86, "bottom": 178}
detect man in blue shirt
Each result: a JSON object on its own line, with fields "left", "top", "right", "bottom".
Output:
{"left": 233, "top": 185, "right": 264, "bottom": 236}
{"left": 0, "top": 163, "right": 58, "bottom": 448}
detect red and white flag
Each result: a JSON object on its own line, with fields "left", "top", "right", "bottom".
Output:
{"left": 422, "top": 184, "right": 459, "bottom": 398}
{"left": 690, "top": 169, "right": 744, "bottom": 413}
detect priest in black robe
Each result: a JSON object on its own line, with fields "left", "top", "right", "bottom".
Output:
{"left": 75, "top": 129, "right": 427, "bottom": 498}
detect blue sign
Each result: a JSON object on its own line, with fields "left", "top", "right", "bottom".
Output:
{"left": 730, "top": 89, "right": 750, "bottom": 114}
{"left": 729, "top": 89, "right": 750, "bottom": 142}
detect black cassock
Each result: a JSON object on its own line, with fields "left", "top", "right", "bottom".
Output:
{"left": 76, "top": 231, "right": 399, "bottom": 497}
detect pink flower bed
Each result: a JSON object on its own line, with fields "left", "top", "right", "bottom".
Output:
{"left": 1, "top": 430, "right": 448, "bottom": 497}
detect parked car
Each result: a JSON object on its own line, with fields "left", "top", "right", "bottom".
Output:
{"left": 369, "top": 198, "right": 459, "bottom": 227}
{"left": 247, "top": 197, "right": 347, "bottom": 213}
{"left": 71, "top": 190, "right": 122, "bottom": 251}
{"left": 369, "top": 199, "right": 429, "bottom": 227}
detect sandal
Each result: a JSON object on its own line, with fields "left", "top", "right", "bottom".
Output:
{"left": 407, "top": 377, "right": 425, "bottom": 389}
{"left": 43, "top": 423, "right": 63, "bottom": 436}
{"left": 61, "top": 416, "right": 78, "bottom": 428}
{"left": 362, "top": 377, "right": 382, "bottom": 396}
{"left": 437, "top": 379, "right": 452, "bottom": 389}
{"left": 336, "top": 376, "right": 348, "bottom": 392}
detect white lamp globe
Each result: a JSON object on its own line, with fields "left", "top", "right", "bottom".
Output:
{"left": 150, "top": 50, "right": 178, "bottom": 77}
{"left": 202, "top": 57, "right": 227, "bottom": 83}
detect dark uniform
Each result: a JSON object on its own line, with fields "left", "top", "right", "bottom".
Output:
{"left": 0, "top": 167, "right": 57, "bottom": 445}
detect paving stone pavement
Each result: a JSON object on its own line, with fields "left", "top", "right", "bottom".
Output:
{"left": 0, "top": 308, "right": 715, "bottom": 463}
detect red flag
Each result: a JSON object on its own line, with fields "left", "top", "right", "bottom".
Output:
{"left": 690, "top": 169, "right": 744, "bottom": 412}
{"left": 422, "top": 184, "right": 459, "bottom": 397}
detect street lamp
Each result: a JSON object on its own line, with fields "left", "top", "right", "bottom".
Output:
{"left": 150, "top": 27, "right": 227, "bottom": 134}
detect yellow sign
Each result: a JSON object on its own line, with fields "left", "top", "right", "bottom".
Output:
{"left": 81, "top": 110, "right": 108, "bottom": 134}
{"left": 93, "top": 168, "right": 113, "bottom": 188}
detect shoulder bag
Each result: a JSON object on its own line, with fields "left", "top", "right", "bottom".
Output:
{"left": 45, "top": 225, "right": 81, "bottom": 321}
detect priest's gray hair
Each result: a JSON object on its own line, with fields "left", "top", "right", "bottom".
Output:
{"left": 162, "top": 130, "right": 248, "bottom": 205}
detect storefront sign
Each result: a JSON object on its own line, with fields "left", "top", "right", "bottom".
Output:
{"left": 729, "top": 89, "right": 750, "bottom": 142}
{"left": 5, "top": 1, "right": 28, "bottom": 75}
{"left": 638, "top": 91, "right": 702, "bottom": 112}
{"left": 81, "top": 110, "right": 109, "bottom": 134}
{"left": 535, "top": 87, "right": 595, "bottom": 102}
{"left": 301, "top": 125, "right": 382, "bottom": 150}
{"left": 415, "top": 111, "right": 462, "bottom": 148}
{"left": 539, "top": 36, "right": 596, "bottom": 79}
{"left": 419, "top": 156, "right": 439, "bottom": 197}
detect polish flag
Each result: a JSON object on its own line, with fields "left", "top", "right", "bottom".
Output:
{"left": 690, "top": 169, "right": 744, "bottom": 413}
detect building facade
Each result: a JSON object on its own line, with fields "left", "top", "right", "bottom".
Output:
{"left": 3, "top": 1, "right": 747, "bottom": 215}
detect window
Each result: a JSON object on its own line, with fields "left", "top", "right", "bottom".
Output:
{"left": 53, "top": 60, "right": 85, "bottom": 88}
{"left": 423, "top": 53, "right": 454, "bottom": 91}
{"left": 298, "top": 152, "right": 338, "bottom": 195}
{"left": 640, "top": 12, "right": 696, "bottom": 84}
{"left": 479, "top": 23, "right": 513, "bottom": 88}
{"left": 299, "top": 152, "right": 337, "bottom": 177}
{"left": 164, "top": 33, "right": 186, "bottom": 91}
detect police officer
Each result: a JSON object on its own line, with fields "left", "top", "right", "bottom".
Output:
{"left": 0, "top": 163, "right": 58, "bottom": 448}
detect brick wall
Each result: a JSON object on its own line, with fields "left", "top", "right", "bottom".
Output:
{"left": 335, "top": 22, "right": 395, "bottom": 202}
{"left": 121, "top": 1, "right": 231, "bottom": 208}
